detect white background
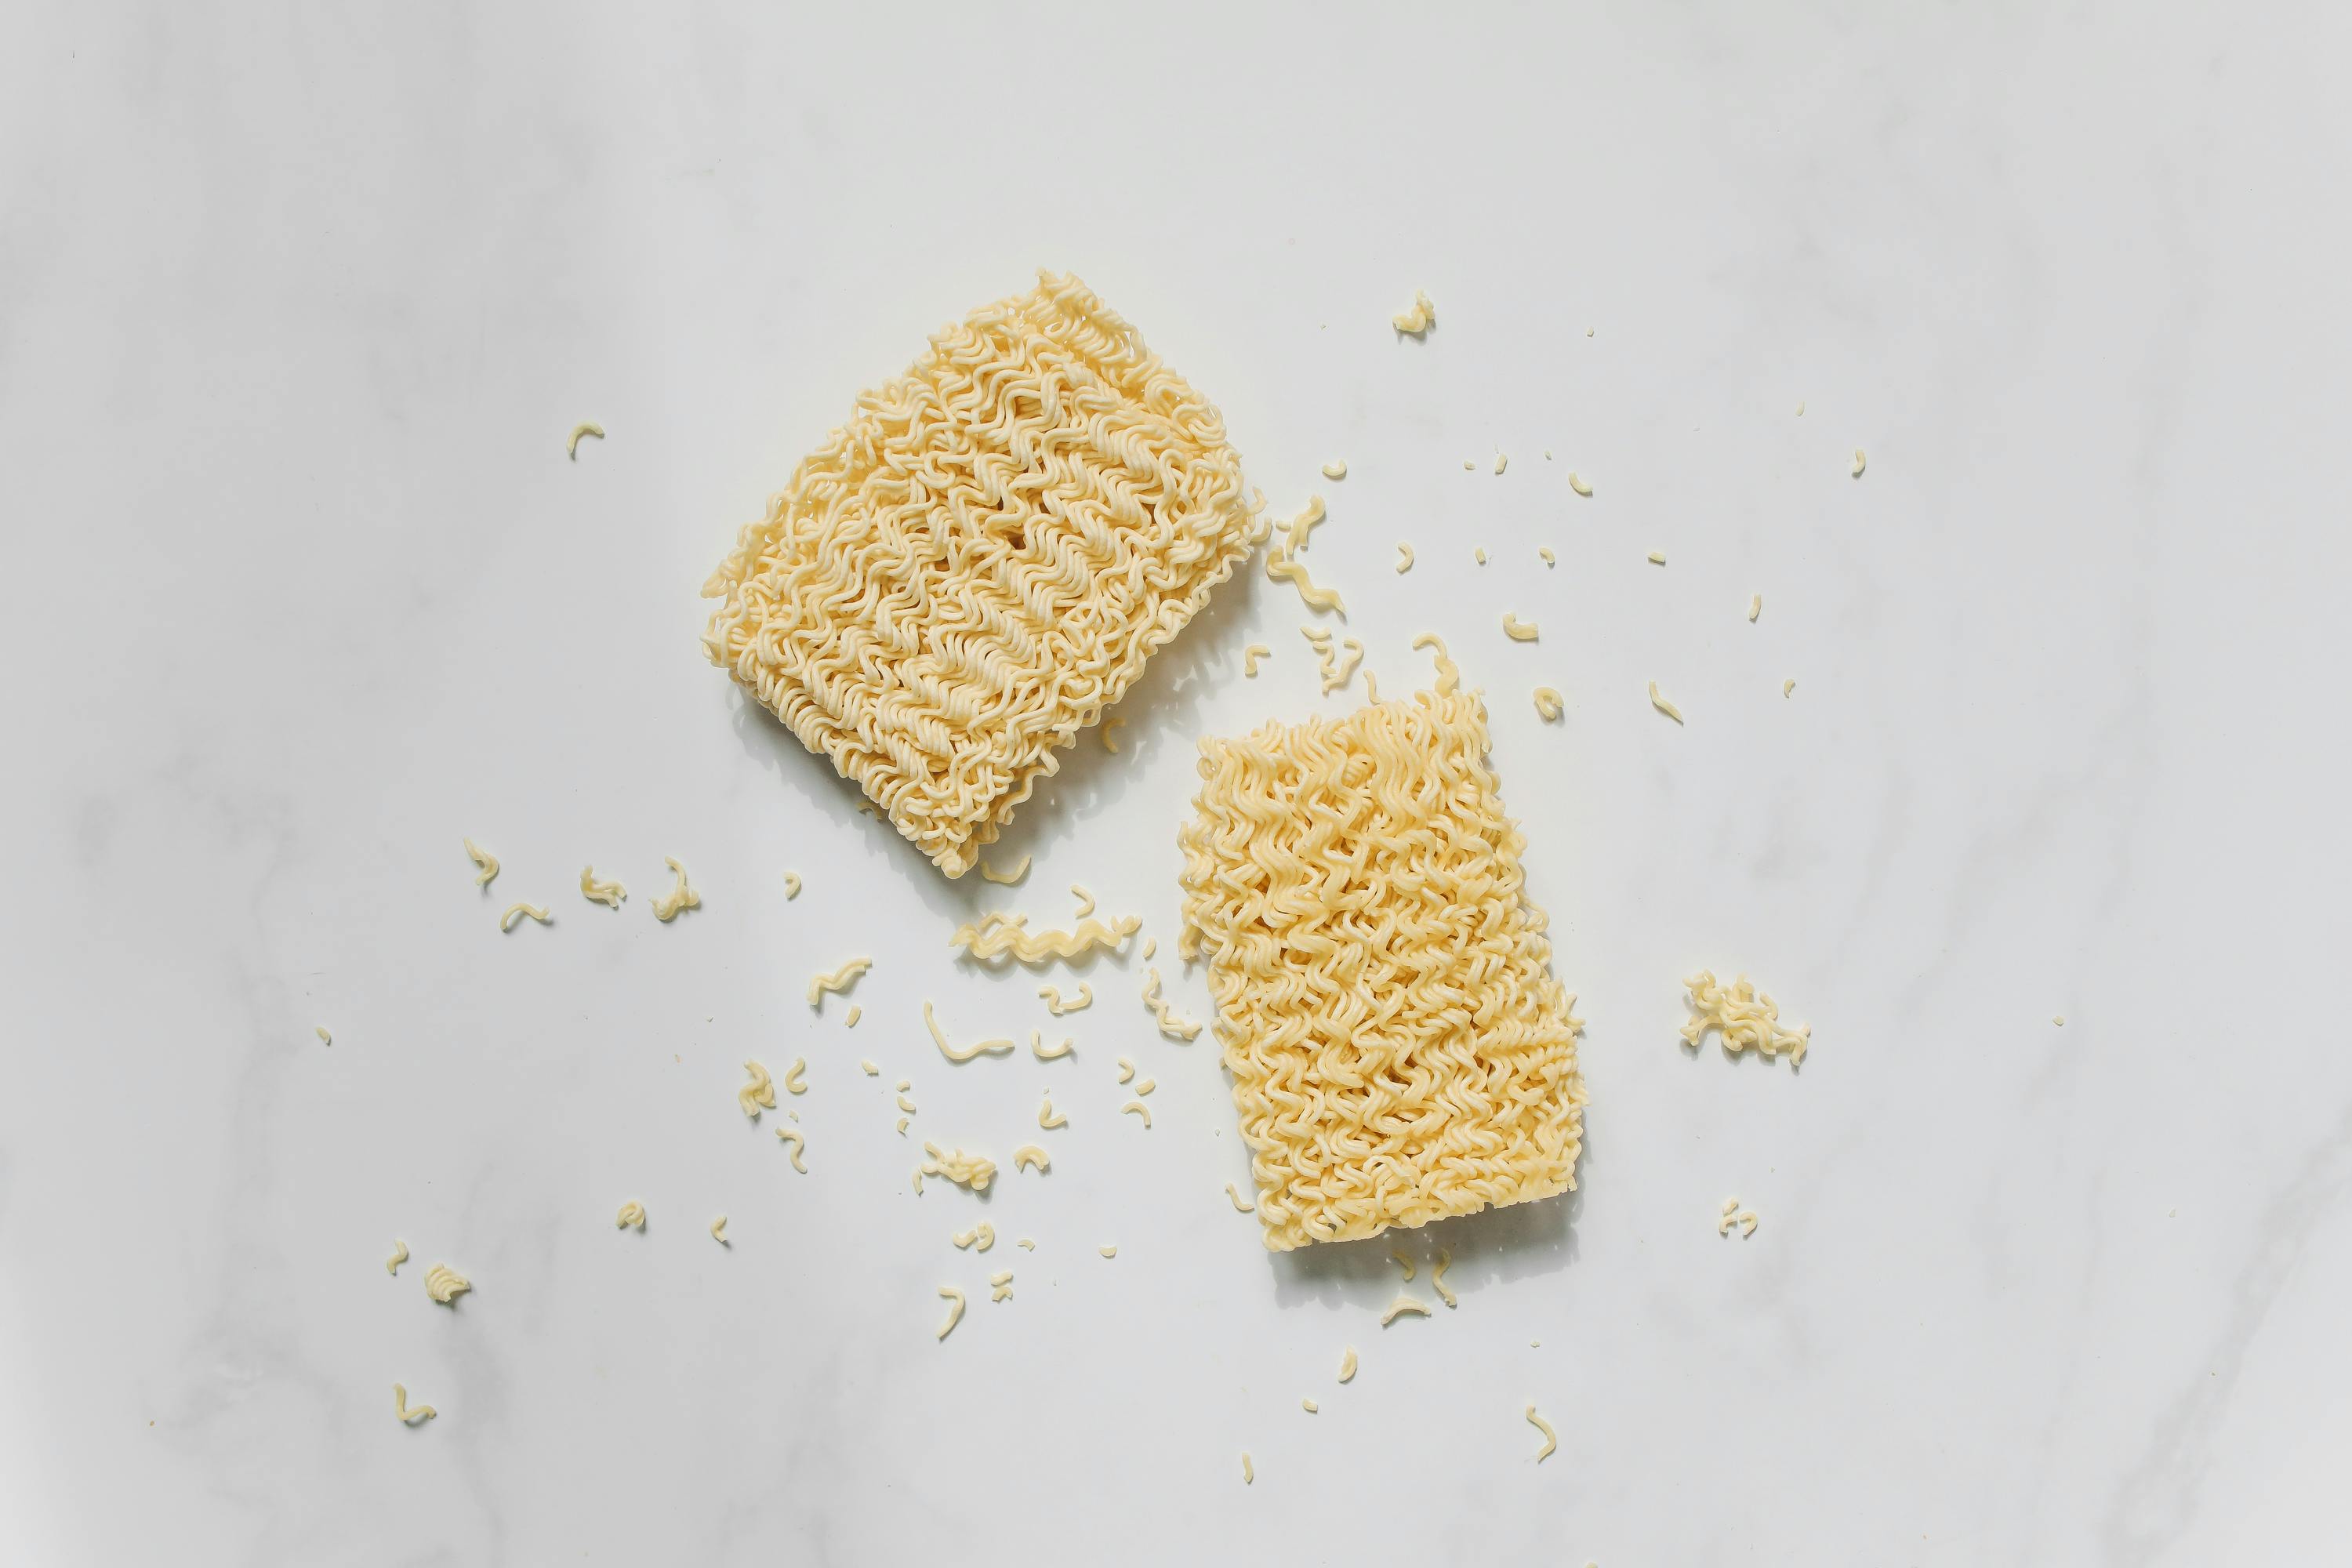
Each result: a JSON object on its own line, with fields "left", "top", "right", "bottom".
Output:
{"left": 4, "top": 3, "right": 2349, "bottom": 1563}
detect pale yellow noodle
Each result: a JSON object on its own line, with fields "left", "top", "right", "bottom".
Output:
{"left": 1140, "top": 968, "right": 1201, "bottom": 1041}
{"left": 615, "top": 1202, "right": 645, "bottom": 1229}
{"left": 1031, "top": 1030, "right": 1074, "bottom": 1061}
{"left": 739, "top": 1060, "right": 776, "bottom": 1117}
{"left": 1178, "top": 690, "right": 1588, "bottom": 1250}
{"left": 1681, "top": 971, "right": 1809, "bottom": 1065}
{"left": 936, "top": 1287, "right": 965, "bottom": 1340}
{"left": 1567, "top": 472, "right": 1592, "bottom": 497}
{"left": 1526, "top": 1405, "right": 1556, "bottom": 1461}
{"left": 699, "top": 273, "right": 1261, "bottom": 878}
{"left": 1647, "top": 550, "right": 1666, "bottom": 565}
{"left": 1242, "top": 1452, "right": 1254, "bottom": 1484}
{"left": 1011, "top": 1145, "right": 1050, "bottom": 1173}
{"left": 1852, "top": 448, "right": 1867, "bottom": 477}
{"left": 1338, "top": 1347, "right": 1358, "bottom": 1382}
{"left": 1748, "top": 593, "right": 1762, "bottom": 622}
{"left": 1391, "top": 1250, "right": 1415, "bottom": 1282}
{"left": 580, "top": 866, "right": 625, "bottom": 908}
{"left": 782, "top": 1058, "right": 807, "bottom": 1094}
{"left": 926, "top": 1001, "right": 1014, "bottom": 1063}
{"left": 710, "top": 1216, "right": 728, "bottom": 1244}
{"left": 463, "top": 838, "right": 499, "bottom": 887}
{"left": 920, "top": 1142, "right": 996, "bottom": 1192}
{"left": 1395, "top": 543, "right": 1414, "bottom": 574}
{"left": 315, "top": 1026, "right": 331, "bottom": 1047}
{"left": 1648, "top": 681, "right": 1684, "bottom": 724}
{"left": 1501, "top": 612, "right": 1538, "bottom": 641}
{"left": 1069, "top": 884, "right": 1096, "bottom": 920}
{"left": 1134, "top": 1076, "right": 1155, "bottom": 1096}
{"left": 979, "top": 855, "right": 1030, "bottom": 886}
{"left": 1243, "top": 644, "right": 1271, "bottom": 677}
{"left": 652, "top": 858, "right": 700, "bottom": 922}
{"left": 425, "top": 1265, "right": 470, "bottom": 1305}
{"left": 1322, "top": 459, "right": 1347, "bottom": 479}
{"left": 1121, "top": 1100, "right": 1152, "bottom": 1127}
{"left": 990, "top": 1270, "right": 1014, "bottom": 1301}
{"left": 1102, "top": 717, "right": 1126, "bottom": 753}
{"left": 1392, "top": 289, "right": 1436, "bottom": 335}
{"left": 499, "top": 902, "right": 550, "bottom": 932}
{"left": 950, "top": 911, "right": 1138, "bottom": 964}
{"left": 567, "top": 422, "right": 603, "bottom": 459}
{"left": 1038, "top": 982, "right": 1093, "bottom": 1015}
{"left": 1038, "top": 1094, "right": 1066, "bottom": 1129}
{"left": 1116, "top": 1057, "right": 1135, "bottom": 1084}
{"left": 1225, "top": 1182, "right": 1255, "bottom": 1213}
{"left": 807, "top": 956, "right": 871, "bottom": 1006}
{"left": 1381, "top": 1297, "right": 1432, "bottom": 1325}
{"left": 782, "top": 871, "right": 801, "bottom": 898}
{"left": 775, "top": 1128, "right": 807, "bottom": 1171}
{"left": 394, "top": 1383, "right": 435, "bottom": 1425}
{"left": 1533, "top": 687, "right": 1564, "bottom": 720}
{"left": 1431, "top": 1248, "right": 1456, "bottom": 1308}
{"left": 385, "top": 1240, "right": 408, "bottom": 1275}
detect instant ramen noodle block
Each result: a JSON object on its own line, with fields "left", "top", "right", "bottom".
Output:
{"left": 1178, "top": 691, "right": 1587, "bottom": 1250}
{"left": 703, "top": 271, "right": 1260, "bottom": 877}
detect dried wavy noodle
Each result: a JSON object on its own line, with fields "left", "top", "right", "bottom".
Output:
{"left": 1178, "top": 690, "right": 1588, "bottom": 1250}
{"left": 701, "top": 271, "right": 1263, "bottom": 877}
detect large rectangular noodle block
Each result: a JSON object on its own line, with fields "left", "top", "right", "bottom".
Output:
{"left": 1178, "top": 691, "right": 1587, "bottom": 1250}
{"left": 703, "top": 271, "right": 1260, "bottom": 877}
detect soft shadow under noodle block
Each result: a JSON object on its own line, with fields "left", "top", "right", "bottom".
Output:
{"left": 702, "top": 270, "right": 1261, "bottom": 877}
{"left": 1178, "top": 690, "right": 1588, "bottom": 1250}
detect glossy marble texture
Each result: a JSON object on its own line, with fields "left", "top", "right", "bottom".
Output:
{"left": 2, "top": 4, "right": 2347, "bottom": 1563}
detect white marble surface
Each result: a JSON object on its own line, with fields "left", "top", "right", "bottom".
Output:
{"left": 4, "top": 4, "right": 2349, "bottom": 1563}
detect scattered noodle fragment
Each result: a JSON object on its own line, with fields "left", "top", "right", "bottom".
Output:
{"left": 953, "top": 1222, "right": 996, "bottom": 1250}
{"left": 1121, "top": 1100, "right": 1152, "bottom": 1127}
{"left": 1069, "top": 884, "right": 1096, "bottom": 920}
{"left": 1142, "top": 936, "right": 1157, "bottom": 959}
{"left": 650, "top": 858, "right": 700, "bottom": 922}
{"left": 1410, "top": 632, "right": 1461, "bottom": 693}
{"left": 1038, "top": 982, "right": 1093, "bottom": 1015}
{"left": 1323, "top": 459, "right": 1347, "bottom": 479}
{"left": 1392, "top": 289, "right": 1436, "bottom": 336}
{"left": 739, "top": 1060, "right": 776, "bottom": 1117}
{"left": 1141, "top": 968, "right": 1202, "bottom": 1040}
{"left": 1102, "top": 717, "right": 1126, "bottom": 753}
{"left": 1116, "top": 1057, "right": 1135, "bottom": 1084}
{"left": 1391, "top": 1250, "right": 1416, "bottom": 1281}
{"left": 1135, "top": 1076, "right": 1156, "bottom": 1096}
{"left": 775, "top": 1127, "right": 807, "bottom": 1171}
{"left": 710, "top": 1216, "right": 728, "bottom": 1245}
{"left": 1494, "top": 452, "right": 1508, "bottom": 474}
{"left": 1852, "top": 448, "right": 1867, "bottom": 478}
{"left": 580, "top": 866, "right": 626, "bottom": 908}
{"left": 1539, "top": 546, "right": 1555, "bottom": 565}
{"left": 1266, "top": 546, "right": 1347, "bottom": 616}
{"left": 1011, "top": 1145, "right": 1050, "bottom": 1173}
{"left": 1647, "top": 551, "right": 1666, "bottom": 565}
{"left": 1031, "top": 1030, "right": 1073, "bottom": 1061}
{"left": 499, "top": 902, "right": 551, "bottom": 933}
{"left": 936, "top": 1287, "right": 965, "bottom": 1340}
{"left": 807, "top": 956, "right": 872, "bottom": 1007}
{"left": 1099, "top": 1245, "right": 1117, "bottom": 1258}
{"left": 989, "top": 1269, "right": 1014, "bottom": 1301}
{"left": 861, "top": 1059, "right": 880, "bottom": 1076}
{"left": 1302, "top": 1398, "right": 1319, "bottom": 1413}
{"left": 315, "top": 1026, "right": 331, "bottom": 1047}
{"left": 1395, "top": 543, "right": 1414, "bottom": 574}
{"left": 951, "top": 911, "right": 1138, "bottom": 964}
{"left": 1431, "top": 1248, "right": 1457, "bottom": 1308}
{"left": 567, "top": 422, "right": 603, "bottom": 459}
{"left": 926, "top": 1002, "right": 1014, "bottom": 1063}
{"left": 463, "top": 838, "right": 499, "bottom": 887}
{"left": 1243, "top": 644, "right": 1271, "bottom": 677}
{"left": 1526, "top": 1405, "right": 1557, "bottom": 1461}
{"left": 1533, "top": 687, "right": 1564, "bottom": 721}
{"left": 921, "top": 1142, "right": 996, "bottom": 1192}
{"left": 1474, "top": 548, "right": 1486, "bottom": 565}
{"left": 1681, "top": 971, "right": 1809, "bottom": 1065}
{"left": 1018, "top": 1237, "right": 1036, "bottom": 1250}
{"left": 1225, "top": 1182, "right": 1255, "bottom": 1213}
{"left": 896, "top": 1093, "right": 917, "bottom": 1114}
{"left": 1381, "top": 1297, "right": 1432, "bottom": 1326}
{"left": 1648, "top": 681, "right": 1684, "bottom": 724}
{"left": 424, "top": 1265, "right": 470, "bottom": 1305}
{"left": 782, "top": 871, "right": 801, "bottom": 899}
{"left": 979, "top": 855, "right": 1030, "bottom": 886}
{"left": 1748, "top": 594, "right": 1762, "bottom": 622}
{"left": 394, "top": 1383, "right": 435, "bottom": 1425}
{"left": 844, "top": 1006, "right": 862, "bottom": 1027}
{"left": 1567, "top": 472, "right": 1592, "bottom": 498}
{"left": 895, "top": 1116, "right": 909, "bottom": 1134}
{"left": 386, "top": 1240, "right": 408, "bottom": 1276}
{"left": 1284, "top": 494, "right": 1327, "bottom": 554}
{"left": 615, "top": 1202, "right": 645, "bottom": 1229}
{"left": 1501, "top": 612, "right": 1539, "bottom": 641}
{"left": 1177, "top": 687, "right": 1588, "bottom": 1250}
{"left": 1038, "top": 1093, "right": 1066, "bottom": 1129}
{"left": 1242, "top": 1452, "right": 1254, "bottom": 1484}
{"left": 1338, "top": 1347, "right": 1358, "bottom": 1382}
{"left": 1784, "top": 678, "right": 1795, "bottom": 698}
{"left": 782, "top": 1058, "right": 806, "bottom": 1094}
